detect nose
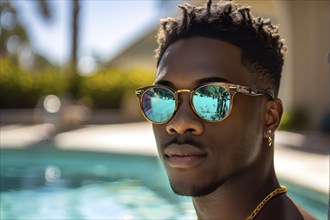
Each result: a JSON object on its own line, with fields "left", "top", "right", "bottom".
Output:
{"left": 166, "top": 99, "right": 204, "bottom": 135}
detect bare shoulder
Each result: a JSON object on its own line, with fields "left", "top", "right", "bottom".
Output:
{"left": 257, "top": 194, "right": 317, "bottom": 220}
{"left": 292, "top": 199, "right": 318, "bottom": 220}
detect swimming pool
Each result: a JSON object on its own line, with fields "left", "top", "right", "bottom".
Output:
{"left": 0, "top": 146, "right": 328, "bottom": 219}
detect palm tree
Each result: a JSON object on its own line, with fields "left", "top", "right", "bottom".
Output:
{"left": 69, "top": 0, "right": 81, "bottom": 97}
{"left": 0, "top": 1, "right": 30, "bottom": 59}
{"left": 34, "top": 0, "right": 82, "bottom": 96}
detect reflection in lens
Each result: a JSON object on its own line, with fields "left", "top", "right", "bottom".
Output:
{"left": 193, "top": 85, "right": 230, "bottom": 121}
{"left": 142, "top": 88, "right": 175, "bottom": 123}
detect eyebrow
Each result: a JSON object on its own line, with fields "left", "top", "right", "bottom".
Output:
{"left": 195, "top": 77, "right": 232, "bottom": 85}
{"left": 154, "top": 80, "right": 175, "bottom": 88}
{"left": 155, "top": 76, "right": 232, "bottom": 89}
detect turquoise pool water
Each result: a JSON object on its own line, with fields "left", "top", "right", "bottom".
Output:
{"left": 1, "top": 146, "right": 328, "bottom": 219}
{"left": 1, "top": 181, "right": 195, "bottom": 219}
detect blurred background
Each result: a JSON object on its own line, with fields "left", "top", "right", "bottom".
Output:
{"left": 0, "top": 0, "right": 329, "bottom": 219}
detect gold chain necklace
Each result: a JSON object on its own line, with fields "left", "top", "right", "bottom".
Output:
{"left": 245, "top": 185, "right": 288, "bottom": 220}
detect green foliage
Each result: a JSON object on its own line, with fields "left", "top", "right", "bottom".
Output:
{"left": 279, "top": 108, "right": 307, "bottom": 131}
{"left": 0, "top": 58, "right": 155, "bottom": 109}
{"left": 79, "top": 68, "right": 154, "bottom": 108}
{"left": 0, "top": 58, "right": 68, "bottom": 108}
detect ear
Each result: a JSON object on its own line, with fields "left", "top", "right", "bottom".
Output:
{"left": 263, "top": 98, "right": 283, "bottom": 137}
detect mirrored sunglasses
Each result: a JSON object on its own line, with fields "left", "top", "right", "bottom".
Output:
{"left": 135, "top": 82, "right": 274, "bottom": 124}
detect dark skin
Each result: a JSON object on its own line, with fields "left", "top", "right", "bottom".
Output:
{"left": 152, "top": 37, "right": 315, "bottom": 219}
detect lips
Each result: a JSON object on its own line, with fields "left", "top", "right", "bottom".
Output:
{"left": 164, "top": 144, "right": 206, "bottom": 169}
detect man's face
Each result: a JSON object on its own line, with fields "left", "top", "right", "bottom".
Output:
{"left": 153, "top": 37, "right": 268, "bottom": 197}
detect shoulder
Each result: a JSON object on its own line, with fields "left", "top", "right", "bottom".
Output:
{"left": 292, "top": 200, "right": 318, "bottom": 220}
{"left": 257, "top": 194, "right": 317, "bottom": 220}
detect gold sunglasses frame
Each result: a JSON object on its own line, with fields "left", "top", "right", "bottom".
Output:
{"left": 135, "top": 82, "right": 274, "bottom": 124}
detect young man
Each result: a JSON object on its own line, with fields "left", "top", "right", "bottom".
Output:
{"left": 136, "top": 0, "right": 316, "bottom": 219}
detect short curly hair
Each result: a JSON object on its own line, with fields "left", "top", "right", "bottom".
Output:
{"left": 155, "top": 0, "right": 287, "bottom": 97}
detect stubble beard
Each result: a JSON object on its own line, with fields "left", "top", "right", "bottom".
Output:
{"left": 169, "top": 179, "right": 225, "bottom": 197}
{"left": 167, "top": 134, "right": 258, "bottom": 198}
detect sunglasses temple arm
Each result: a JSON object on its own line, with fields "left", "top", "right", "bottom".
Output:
{"left": 235, "top": 86, "right": 274, "bottom": 100}
{"left": 249, "top": 90, "right": 274, "bottom": 100}
{"left": 255, "top": 90, "right": 274, "bottom": 100}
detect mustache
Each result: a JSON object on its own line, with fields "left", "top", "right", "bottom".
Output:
{"left": 163, "top": 137, "right": 203, "bottom": 149}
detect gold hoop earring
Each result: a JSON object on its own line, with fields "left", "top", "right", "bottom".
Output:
{"left": 267, "top": 130, "right": 272, "bottom": 147}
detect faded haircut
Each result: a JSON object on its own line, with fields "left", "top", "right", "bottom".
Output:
{"left": 155, "top": 0, "right": 287, "bottom": 97}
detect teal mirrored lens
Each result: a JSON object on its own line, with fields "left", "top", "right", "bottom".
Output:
{"left": 192, "top": 85, "right": 231, "bottom": 121}
{"left": 142, "top": 87, "right": 176, "bottom": 123}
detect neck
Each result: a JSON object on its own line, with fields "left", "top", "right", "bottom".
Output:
{"left": 193, "top": 154, "right": 279, "bottom": 219}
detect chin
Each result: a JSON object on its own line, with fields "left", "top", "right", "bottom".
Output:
{"left": 169, "top": 178, "right": 222, "bottom": 197}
